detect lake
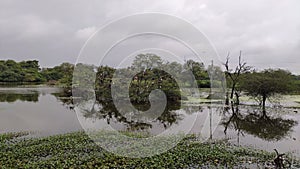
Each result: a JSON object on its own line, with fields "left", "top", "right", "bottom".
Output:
{"left": 0, "top": 86, "right": 82, "bottom": 136}
{"left": 0, "top": 85, "right": 299, "bottom": 157}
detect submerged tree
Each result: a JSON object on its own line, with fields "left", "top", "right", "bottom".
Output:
{"left": 240, "top": 69, "right": 293, "bottom": 112}
{"left": 224, "top": 51, "right": 251, "bottom": 105}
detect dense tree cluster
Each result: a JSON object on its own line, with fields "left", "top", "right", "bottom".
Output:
{"left": 93, "top": 54, "right": 211, "bottom": 104}
{"left": 41, "top": 63, "right": 74, "bottom": 86}
{"left": 0, "top": 60, "right": 44, "bottom": 82}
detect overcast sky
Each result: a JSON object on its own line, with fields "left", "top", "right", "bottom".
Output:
{"left": 0, "top": 0, "right": 299, "bottom": 74}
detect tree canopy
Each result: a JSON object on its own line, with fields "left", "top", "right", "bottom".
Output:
{"left": 240, "top": 69, "right": 293, "bottom": 111}
{"left": 0, "top": 60, "right": 45, "bottom": 82}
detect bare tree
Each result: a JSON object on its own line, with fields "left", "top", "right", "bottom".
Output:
{"left": 224, "top": 51, "right": 251, "bottom": 105}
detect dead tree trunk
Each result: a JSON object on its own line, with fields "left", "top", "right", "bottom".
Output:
{"left": 224, "top": 51, "right": 251, "bottom": 105}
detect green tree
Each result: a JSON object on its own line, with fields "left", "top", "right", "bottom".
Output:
{"left": 57, "top": 63, "right": 74, "bottom": 87}
{"left": 241, "top": 69, "right": 293, "bottom": 112}
{"left": 132, "top": 53, "right": 163, "bottom": 70}
{"left": 0, "top": 60, "right": 45, "bottom": 82}
{"left": 183, "top": 59, "right": 209, "bottom": 88}
{"left": 95, "top": 66, "right": 115, "bottom": 100}
{"left": 129, "top": 54, "right": 181, "bottom": 103}
{"left": 289, "top": 74, "right": 300, "bottom": 94}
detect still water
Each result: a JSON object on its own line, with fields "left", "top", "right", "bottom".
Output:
{"left": 0, "top": 86, "right": 82, "bottom": 135}
{"left": 0, "top": 85, "right": 299, "bottom": 157}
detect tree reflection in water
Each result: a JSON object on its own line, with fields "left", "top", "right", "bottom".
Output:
{"left": 0, "top": 92, "right": 39, "bottom": 102}
{"left": 55, "top": 88, "right": 298, "bottom": 142}
{"left": 80, "top": 99, "right": 183, "bottom": 132}
{"left": 55, "top": 90, "right": 185, "bottom": 132}
{"left": 53, "top": 89, "right": 209, "bottom": 133}
{"left": 222, "top": 105, "right": 297, "bottom": 142}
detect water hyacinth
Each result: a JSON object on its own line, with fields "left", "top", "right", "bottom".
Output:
{"left": 1, "top": 131, "right": 299, "bottom": 168}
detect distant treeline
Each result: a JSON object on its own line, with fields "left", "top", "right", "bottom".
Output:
{"left": 0, "top": 60, "right": 73, "bottom": 86}
{"left": 0, "top": 56, "right": 212, "bottom": 88}
{"left": 1, "top": 54, "right": 300, "bottom": 96}
{"left": 0, "top": 60, "right": 44, "bottom": 82}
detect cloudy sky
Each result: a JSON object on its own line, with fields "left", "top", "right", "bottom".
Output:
{"left": 0, "top": 0, "right": 300, "bottom": 73}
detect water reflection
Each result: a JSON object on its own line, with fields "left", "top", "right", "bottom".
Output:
{"left": 222, "top": 105, "right": 297, "bottom": 141}
{"left": 1, "top": 86, "right": 299, "bottom": 156}
{"left": 0, "top": 92, "right": 39, "bottom": 102}
{"left": 56, "top": 88, "right": 207, "bottom": 133}
{"left": 56, "top": 89, "right": 298, "bottom": 142}
{"left": 0, "top": 86, "right": 82, "bottom": 135}
{"left": 77, "top": 99, "right": 183, "bottom": 132}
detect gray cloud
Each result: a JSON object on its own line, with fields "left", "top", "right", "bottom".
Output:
{"left": 0, "top": 0, "right": 299, "bottom": 73}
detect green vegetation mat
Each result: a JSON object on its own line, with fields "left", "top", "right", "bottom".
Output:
{"left": 1, "top": 132, "right": 299, "bottom": 168}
